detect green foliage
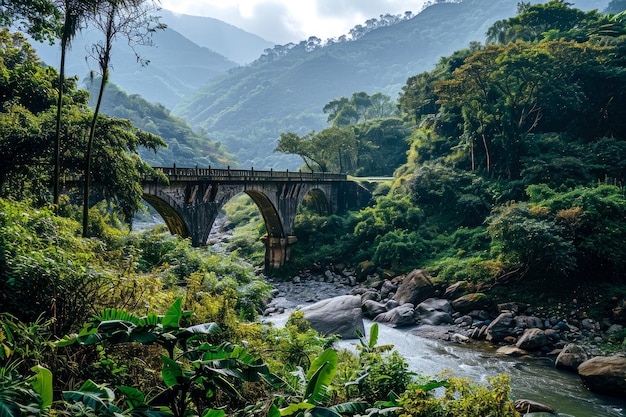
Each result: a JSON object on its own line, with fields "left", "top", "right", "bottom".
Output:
{"left": 398, "top": 374, "right": 518, "bottom": 417}
{"left": 323, "top": 92, "right": 398, "bottom": 127}
{"left": 0, "top": 199, "right": 106, "bottom": 334}
{"left": 0, "top": 368, "right": 47, "bottom": 417}
{"left": 0, "top": 30, "right": 166, "bottom": 221}
{"left": 527, "top": 184, "right": 626, "bottom": 279}
{"left": 58, "top": 298, "right": 273, "bottom": 417}
{"left": 487, "top": 202, "right": 577, "bottom": 281}
{"left": 276, "top": 348, "right": 368, "bottom": 417}
{"left": 335, "top": 324, "right": 413, "bottom": 406}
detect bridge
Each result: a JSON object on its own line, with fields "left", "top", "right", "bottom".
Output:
{"left": 142, "top": 166, "right": 372, "bottom": 270}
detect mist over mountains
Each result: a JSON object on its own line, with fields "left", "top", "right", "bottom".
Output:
{"left": 30, "top": 0, "right": 611, "bottom": 170}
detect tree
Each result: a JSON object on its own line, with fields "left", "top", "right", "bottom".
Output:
{"left": 53, "top": 0, "right": 97, "bottom": 214}
{"left": 275, "top": 127, "right": 357, "bottom": 173}
{"left": 82, "top": 0, "right": 165, "bottom": 237}
{"left": 353, "top": 118, "right": 411, "bottom": 176}
{"left": 323, "top": 92, "right": 397, "bottom": 127}
{"left": 486, "top": 0, "right": 596, "bottom": 44}
{"left": 435, "top": 41, "right": 602, "bottom": 178}
{"left": 606, "top": 0, "right": 626, "bottom": 14}
{"left": 0, "top": 0, "right": 60, "bottom": 43}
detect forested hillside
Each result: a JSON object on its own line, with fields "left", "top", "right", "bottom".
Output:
{"left": 284, "top": 1, "right": 626, "bottom": 305}
{"left": 175, "top": 0, "right": 610, "bottom": 169}
{"left": 31, "top": 24, "right": 237, "bottom": 109}
{"left": 83, "top": 79, "right": 235, "bottom": 168}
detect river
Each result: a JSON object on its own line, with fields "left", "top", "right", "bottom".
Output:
{"left": 135, "top": 213, "right": 626, "bottom": 416}
{"left": 266, "top": 313, "right": 626, "bottom": 416}
{"left": 360, "top": 321, "right": 626, "bottom": 417}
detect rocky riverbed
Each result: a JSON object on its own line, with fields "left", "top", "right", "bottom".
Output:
{"left": 262, "top": 267, "right": 626, "bottom": 400}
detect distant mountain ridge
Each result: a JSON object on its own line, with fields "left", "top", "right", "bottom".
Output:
{"left": 28, "top": 13, "right": 276, "bottom": 110}
{"left": 159, "top": 9, "right": 274, "bottom": 65}
{"left": 32, "top": 25, "right": 237, "bottom": 110}
{"left": 172, "top": 0, "right": 610, "bottom": 170}
{"left": 173, "top": 0, "right": 521, "bottom": 169}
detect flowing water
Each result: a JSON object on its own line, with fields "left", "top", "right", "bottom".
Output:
{"left": 348, "top": 321, "right": 626, "bottom": 417}
{"left": 132, "top": 214, "right": 626, "bottom": 416}
{"left": 138, "top": 216, "right": 626, "bottom": 415}
{"left": 267, "top": 314, "right": 626, "bottom": 416}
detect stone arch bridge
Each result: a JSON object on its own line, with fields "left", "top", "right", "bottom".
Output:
{"left": 142, "top": 166, "right": 372, "bottom": 270}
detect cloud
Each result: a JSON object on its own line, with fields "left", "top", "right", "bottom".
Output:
{"left": 242, "top": 2, "right": 305, "bottom": 45}
{"left": 159, "top": 0, "right": 428, "bottom": 44}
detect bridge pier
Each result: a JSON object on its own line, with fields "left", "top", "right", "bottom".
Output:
{"left": 262, "top": 235, "right": 298, "bottom": 270}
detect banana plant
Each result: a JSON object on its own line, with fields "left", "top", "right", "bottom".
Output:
{"left": 270, "top": 348, "right": 368, "bottom": 417}
{"left": 63, "top": 379, "right": 171, "bottom": 416}
{"left": 57, "top": 298, "right": 275, "bottom": 417}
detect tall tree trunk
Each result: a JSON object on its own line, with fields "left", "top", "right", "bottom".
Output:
{"left": 481, "top": 133, "right": 490, "bottom": 173}
{"left": 53, "top": 26, "right": 70, "bottom": 215}
{"left": 82, "top": 4, "right": 115, "bottom": 237}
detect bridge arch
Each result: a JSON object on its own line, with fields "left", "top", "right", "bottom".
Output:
{"left": 244, "top": 190, "right": 284, "bottom": 239}
{"left": 296, "top": 188, "right": 331, "bottom": 216}
{"left": 142, "top": 193, "right": 188, "bottom": 237}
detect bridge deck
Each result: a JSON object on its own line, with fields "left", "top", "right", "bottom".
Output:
{"left": 148, "top": 166, "right": 347, "bottom": 182}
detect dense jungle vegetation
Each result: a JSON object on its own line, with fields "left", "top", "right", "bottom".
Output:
{"left": 275, "top": 1, "right": 626, "bottom": 303}
{"left": 2, "top": 0, "right": 626, "bottom": 416}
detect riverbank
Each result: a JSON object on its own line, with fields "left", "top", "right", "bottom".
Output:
{"left": 261, "top": 270, "right": 626, "bottom": 416}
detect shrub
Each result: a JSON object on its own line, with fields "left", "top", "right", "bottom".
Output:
{"left": 399, "top": 374, "right": 518, "bottom": 417}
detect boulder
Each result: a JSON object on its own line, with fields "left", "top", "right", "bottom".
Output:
{"left": 515, "top": 315, "right": 544, "bottom": 330}
{"left": 496, "top": 345, "right": 529, "bottom": 357}
{"left": 443, "top": 281, "right": 469, "bottom": 299}
{"left": 380, "top": 280, "right": 398, "bottom": 299}
{"left": 555, "top": 343, "right": 588, "bottom": 373}
{"left": 362, "top": 299, "right": 388, "bottom": 318}
{"left": 300, "top": 295, "right": 364, "bottom": 339}
{"left": 360, "top": 290, "right": 379, "bottom": 303}
{"left": 451, "top": 293, "right": 491, "bottom": 314}
{"left": 393, "top": 269, "right": 435, "bottom": 306}
{"left": 374, "top": 303, "right": 415, "bottom": 327}
{"left": 578, "top": 356, "right": 626, "bottom": 397}
{"left": 516, "top": 328, "right": 549, "bottom": 350}
{"left": 415, "top": 298, "right": 453, "bottom": 326}
{"left": 486, "top": 312, "right": 516, "bottom": 342}
{"left": 513, "top": 399, "right": 556, "bottom": 415}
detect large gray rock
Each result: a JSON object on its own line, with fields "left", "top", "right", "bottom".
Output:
{"left": 555, "top": 343, "right": 588, "bottom": 373}
{"left": 393, "top": 269, "right": 435, "bottom": 306}
{"left": 443, "top": 281, "right": 469, "bottom": 299}
{"left": 374, "top": 303, "right": 415, "bottom": 327}
{"left": 578, "top": 356, "right": 626, "bottom": 397}
{"left": 415, "top": 298, "right": 453, "bottom": 326}
{"left": 300, "top": 295, "right": 364, "bottom": 339}
{"left": 516, "top": 328, "right": 549, "bottom": 350}
{"left": 362, "top": 299, "right": 388, "bottom": 318}
{"left": 380, "top": 280, "right": 398, "bottom": 299}
{"left": 486, "top": 312, "right": 516, "bottom": 342}
{"left": 451, "top": 293, "right": 491, "bottom": 314}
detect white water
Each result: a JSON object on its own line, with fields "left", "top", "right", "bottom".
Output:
{"left": 354, "top": 321, "right": 626, "bottom": 417}
{"left": 265, "top": 313, "right": 626, "bottom": 416}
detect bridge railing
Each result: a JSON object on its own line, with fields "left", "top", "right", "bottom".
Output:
{"left": 148, "top": 166, "right": 347, "bottom": 182}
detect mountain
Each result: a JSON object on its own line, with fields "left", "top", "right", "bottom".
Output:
{"left": 83, "top": 79, "right": 236, "bottom": 168}
{"left": 173, "top": 0, "right": 610, "bottom": 170}
{"left": 172, "top": 0, "right": 519, "bottom": 169}
{"left": 30, "top": 25, "right": 237, "bottom": 110}
{"left": 158, "top": 9, "right": 274, "bottom": 65}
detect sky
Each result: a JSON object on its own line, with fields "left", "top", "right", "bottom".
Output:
{"left": 159, "top": 0, "right": 431, "bottom": 44}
